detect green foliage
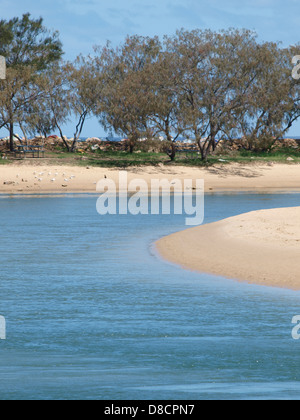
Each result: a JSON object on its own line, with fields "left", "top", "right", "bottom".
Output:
{"left": 0, "top": 15, "right": 299, "bottom": 160}
{"left": 0, "top": 13, "right": 63, "bottom": 70}
{"left": 0, "top": 13, "right": 63, "bottom": 151}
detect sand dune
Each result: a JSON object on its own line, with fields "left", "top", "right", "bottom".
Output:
{"left": 156, "top": 207, "right": 300, "bottom": 290}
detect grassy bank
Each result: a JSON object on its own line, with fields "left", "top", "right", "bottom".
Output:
{"left": 2, "top": 146, "right": 300, "bottom": 168}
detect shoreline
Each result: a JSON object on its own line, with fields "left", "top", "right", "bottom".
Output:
{"left": 1, "top": 189, "right": 300, "bottom": 197}
{"left": 156, "top": 207, "right": 300, "bottom": 291}
{"left": 1, "top": 162, "right": 300, "bottom": 194}
{"left": 2, "top": 161, "right": 300, "bottom": 290}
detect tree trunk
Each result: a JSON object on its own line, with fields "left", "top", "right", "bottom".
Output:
{"left": 165, "top": 129, "right": 176, "bottom": 160}
{"left": 71, "top": 111, "right": 87, "bottom": 153}
{"left": 70, "top": 138, "right": 78, "bottom": 153}
{"left": 200, "top": 147, "right": 207, "bottom": 161}
{"left": 57, "top": 126, "right": 70, "bottom": 152}
{"left": 129, "top": 142, "right": 134, "bottom": 154}
{"left": 127, "top": 137, "right": 136, "bottom": 153}
{"left": 168, "top": 142, "right": 176, "bottom": 161}
{"left": 197, "top": 138, "right": 208, "bottom": 161}
{"left": 211, "top": 134, "right": 216, "bottom": 152}
{"left": 209, "top": 121, "right": 217, "bottom": 152}
{"left": 9, "top": 120, "right": 14, "bottom": 152}
{"left": 19, "top": 123, "right": 27, "bottom": 145}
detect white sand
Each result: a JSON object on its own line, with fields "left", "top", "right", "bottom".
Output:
{"left": 156, "top": 207, "right": 300, "bottom": 290}
{"left": 1, "top": 162, "right": 300, "bottom": 193}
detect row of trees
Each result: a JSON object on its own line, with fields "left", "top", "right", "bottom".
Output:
{"left": 0, "top": 14, "right": 299, "bottom": 159}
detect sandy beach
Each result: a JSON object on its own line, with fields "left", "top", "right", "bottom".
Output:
{"left": 156, "top": 207, "right": 300, "bottom": 290}
{"left": 1, "top": 161, "right": 300, "bottom": 194}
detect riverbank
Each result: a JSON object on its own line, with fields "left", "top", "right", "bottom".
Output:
{"left": 156, "top": 207, "right": 300, "bottom": 290}
{"left": 1, "top": 162, "right": 300, "bottom": 194}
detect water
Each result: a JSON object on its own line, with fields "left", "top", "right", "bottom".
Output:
{"left": 0, "top": 193, "right": 300, "bottom": 400}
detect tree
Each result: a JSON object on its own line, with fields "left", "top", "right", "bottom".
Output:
{"left": 0, "top": 65, "right": 42, "bottom": 145}
{"left": 229, "top": 43, "right": 300, "bottom": 151}
{"left": 37, "top": 64, "right": 72, "bottom": 151}
{"left": 66, "top": 55, "right": 103, "bottom": 152}
{"left": 165, "top": 28, "right": 263, "bottom": 160}
{"left": 144, "top": 49, "right": 184, "bottom": 160}
{"left": 94, "top": 36, "right": 161, "bottom": 153}
{"left": 0, "top": 13, "right": 63, "bottom": 151}
{"left": 16, "top": 72, "right": 56, "bottom": 140}
{"left": 0, "top": 13, "right": 62, "bottom": 69}
{"left": 34, "top": 57, "right": 103, "bottom": 153}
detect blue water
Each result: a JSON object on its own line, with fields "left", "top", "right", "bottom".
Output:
{"left": 1, "top": 193, "right": 300, "bottom": 400}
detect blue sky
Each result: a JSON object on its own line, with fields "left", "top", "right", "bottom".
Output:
{"left": 1, "top": 0, "right": 300, "bottom": 137}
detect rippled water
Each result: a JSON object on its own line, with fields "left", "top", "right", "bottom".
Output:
{"left": 0, "top": 193, "right": 300, "bottom": 400}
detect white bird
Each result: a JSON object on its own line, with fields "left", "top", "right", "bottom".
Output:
{"left": 38, "top": 178, "right": 43, "bottom": 182}
{"left": 50, "top": 178, "right": 56, "bottom": 182}
{"left": 64, "top": 178, "right": 69, "bottom": 182}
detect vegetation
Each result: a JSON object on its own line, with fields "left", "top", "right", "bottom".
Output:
{"left": 1, "top": 136, "right": 299, "bottom": 168}
{"left": 0, "top": 13, "right": 299, "bottom": 163}
{"left": 0, "top": 13, "right": 63, "bottom": 151}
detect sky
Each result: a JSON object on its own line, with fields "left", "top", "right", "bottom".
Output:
{"left": 1, "top": 0, "right": 300, "bottom": 137}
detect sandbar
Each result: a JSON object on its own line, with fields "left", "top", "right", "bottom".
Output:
{"left": 156, "top": 207, "right": 300, "bottom": 290}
